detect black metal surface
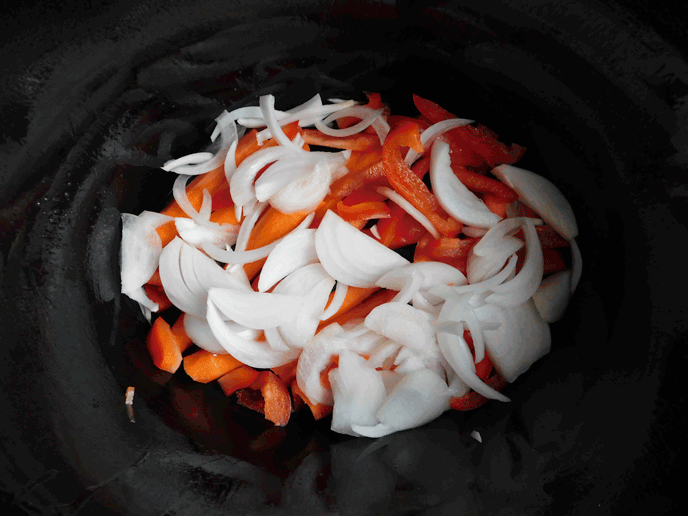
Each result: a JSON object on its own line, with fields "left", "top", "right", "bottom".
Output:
{"left": 1, "top": 1, "right": 686, "bottom": 514}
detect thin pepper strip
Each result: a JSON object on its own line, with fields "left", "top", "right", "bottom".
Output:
{"left": 382, "top": 121, "right": 461, "bottom": 237}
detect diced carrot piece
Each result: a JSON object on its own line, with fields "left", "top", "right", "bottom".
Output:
{"left": 271, "top": 359, "right": 299, "bottom": 386}
{"left": 146, "top": 316, "right": 183, "bottom": 373}
{"left": 147, "top": 269, "right": 163, "bottom": 286}
{"left": 183, "top": 350, "right": 243, "bottom": 383}
{"left": 170, "top": 314, "right": 193, "bottom": 353}
{"left": 143, "top": 284, "right": 172, "bottom": 312}
{"left": 318, "top": 286, "right": 382, "bottom": 327}
{"left": 217, "top": 365, "right": 260, "bottom": 396}
{"left": 302, "top": 129, "right": 379, "bottom": 151}
{"left": 320, "top": 288, "right": 397, "bottom": 329}
{"left": 291, "top": 380, "right": 333, "bottom": 420}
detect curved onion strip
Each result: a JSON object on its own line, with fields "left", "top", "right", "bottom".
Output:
{"left": 206, "top": 300, "right": 299, "bottom": 368}
{"left": 429, "top": 141, "right": 500, "bottom": 228}
{"left": 172, "top": 174, "right": 225, "bottom": 230}
{"left": 224, "top": 139, "right": 238, "bottom": 185}
{"left": 254, "top": 99, "right": 356, "bottom": 142}
{"left": 570, "top": 238, "right": 582, "bottom": 293}
{"left": 277, "top": 276, "right": 335, "bottom": 348}
{"left": 191, "top": 245, "right": 253, "bottom": 294}
{"left": 473, "top": 299, "right": 551, "bottom": 383}
{"left": 369, "top": 224, "right": 381, "bottom": 239}
{"left": 230, "top": 145, "right": 295, "bottom": 207}
{"left": 492, "top": 164, "right": 578, "bottom": 240}
{"left": 162, "top": 152, "right": 214, "bottom": 171}
{"left": 391, "top": 273, "right": 423, "bottom": 305}
{"left": 437, "top": 331, "right": 510, "bottom": 401}
{"left": 376, "top": 187, "right": 441, "bottom": 239}
{"left": 462, "top": 307, "right": 486, "bottom": 363}
{"left": 208, "top": 287, "right": 304, "bottom": 330}
{"left": 462, "top": 226, "right": 489, "bottom": 238}
{"left": 373, "top": 368, "right": 451, "bottom": 434}
{"left": 258, "top": 229, "right": 318, "bottom": 292}
{"left": 296, "top": 323, "right": 349, "bottom": 405}
{"left": 377, "top": 261, "right": 466, "bottom": 291}
{"left": 174, "top": 218, "right": 239, "bottom": 248}
{"left": 260, "top": 94, "right": 305, "bottom": 152}
{"left": 120, "top": 213, "right": 163, "bottom": 293}
{"left": 405, "top": 118, "right": 474, "bottom": 166}
{"left": 333, "top": 349, "right": 387, "bottom": 428}
{"left": 166, "top": 116, "right": 238, "bottom": 175}
{"left": 264, "top": 327, "right": 291, "bottom": 352}
{"left": 486, "top": 218, "right": 544, "bottom": 307}
{"left": 466, "top": 235, "right": 523, "bottom": 284}
{"left": 125, "top": 285, "right": 158, "bottom": 315}
{"left": 365, "top": 303, "right": 438, "bottom": 357}
{"left": 319, "top": 281, "right": 349, "bottom": 321}
{"left": 412, "top": 292, "right": 441, "bottom": 314}
{"left": 532, "top": 269, "right": 572, "bottom": 323}
{"left": 183, "top": 314, "right": 228, "bottom": 354}
{"left": 235, "top": 201, "right": 268, "bottom": 252}
{"left": 315, "top": 210, "right": 409, "bottom": 288}
{"left": 268, "top": 161, "right": 334, "bottom": 214}
{"left": 315, "top": 107, "right": 383, "bottom": 137}
{"left": 472, "top": 217, "right": 532, "bottom": 257}
{"left": 158, "top": 238, "right": 205, "bottom": 317}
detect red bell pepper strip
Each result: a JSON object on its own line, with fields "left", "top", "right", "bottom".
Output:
{"left": 302, "top": 129, "right": 380, "bottom": 151}
{"left": 542, "top": 248, "right": 567, "bottom": 275}
{"left": 217, "top": 365, "right": 260, "bottom": 396}
{"left": 482, "top": 194, "right": 511, "bottom": 218}
{"left": 337, "top": 92, "right": 387, "bottom": 129}
{"left": 143, "top": 284, "right": 172, "bottom": 312}
{"left": 236, "top": 371, "right": 292, "bottom": 426}
{"left": 336, "top": 200, "right": 391, "bottom": 224}
{"left": 411, "top": 154, "right": 431, "bottom": 179}
{"left": 452, "top": 164, "right": 519, "bottom": 202}
{"left": 382, "top": 121, "right": 461, "bottom": 237}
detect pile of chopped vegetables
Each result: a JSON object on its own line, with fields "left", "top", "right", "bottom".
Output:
{"left": 120, "top": 92, "right": 581, "bottom": 437}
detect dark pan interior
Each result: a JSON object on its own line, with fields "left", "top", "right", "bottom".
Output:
{"left": 1, "top": 1, "right": 687, "bottom": 514}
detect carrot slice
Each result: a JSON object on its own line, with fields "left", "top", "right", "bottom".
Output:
{"left": 217, "top": 365, "right": 260, "bottom": 396}
{"left": 318, "top": 286, "right": 381, "bottom": 327}
{"left": 146, "top": 316, "right": 183, "bottom": 373}
{"left": 271, "top": 359, "right": 299, "bottom": 386}
{"left": 170, "top": 314, "right": 193, "bottom": 353}
{"left": 209, "top": 206, "right": 239, "bottom": 225}
{"left": 320, "top": 288, "right": 397, "bottom": 329}
{"left": 302, "top": 129, "right": 379, "bottom": 151}
{"left": 183, "top": 350, "right": 243, "bottom": 383}
{"left": 291, "top": 380, "right": 333, "bottom": 420}
{"left": 156, "top": 220, "right": 179, "bottom": 247}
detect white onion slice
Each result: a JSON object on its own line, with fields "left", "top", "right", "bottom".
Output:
{"left": 230, "top": 146, "right": 295, "bottom": 207}
{"left": 174, "top": 218, "right": 239, "bottom": 248}
{"left": 206, "top": 300, "right": 299, "bottom": 368}
{"left": 472, "top": 217, "right": 537, "bottom": 257}
{"left": 183, "top": 314, "right": 227, "bottom": 354}
{"left": 570, "top": 238, "right": 582, "bottom": 293}
{"left": 268, "top": 160, "right": 334, "bottom": 214}
{"left": 332, "top": 349, "right": 387, "bottom": 428}
{"left": 260, "top": 94, "right": 305, "bottom": 152}
{"left": 315, "top": 210, "right": 409, "bottom": 288}
{"left": 437, "top": 331, "right": 510, "bottom": 402}
{"left": 264, "top": 326, "right": 291, "bottom": 352}
{"left": 473, "top": 299, "right": 551, "bottom": 383}
{"left": 376, "top": 261, "right": 467, "bottom": 292}
{"left": 532, "top": 270, "right": 572, "bottom": 323}
{"left": 485, "top": 218, "right": 544, "bottom": 307}
{"left": 162, "top": 152, "right": 214, "bottom": 171}
{"left": 405, "top": 118, "right": 474, "bottom": 166}
{"left": 278, "top": 276, "right": 334, "bottom": 348}
{"left": 376, "top": 186, "right": 440, "bottom": 239}
{"left": 374, "top": 368, "right": 451, "bottom": 434}
{"left": 296, "top": 323, "right": 349, "bottom": 405}
{"left": 319, "top": 281, "right": 349, "bottom": 321}
{"left": 208, "top": 288, "right": 304, "bottom": 329}
{"left": 429, "top": 141, "right": 501, "bottom": 228}
{"left": 315, "top": 107, "right": 383, "bottom": 137}
{"left": 492, "top": 164, "right": 578, "bottom": 241}
{"left": 365, "top": 303, "right": 438, "bottom": 358}
{"left": 125, "top": 285, "right": 158, "bottom": 315}
{"left": 466, "top": 235, "right": 523, "bottom": 285}
{"left": 158, "top": 238, "right": 204, "bottom": 317}
{"left": 172, "top": 175, "right": 225, "bottom": 231}
{"left": 120, "top": 213, "right": 163, "bottom": 294}
{"left": 258, "top": 229, "right": 318, "bottom": 292}
{"left": 235, "top": 201, "right": 268, "bottom": 252}
{"left": 462, "top": 226, "right": 489, "bottom": 238}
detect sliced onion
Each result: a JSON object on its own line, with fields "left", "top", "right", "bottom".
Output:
{"left": 319, "top": 281, "right": 348, "bottom": 321}
{"left": 162, "top": 152, "right": 214, "bottom": 171}
{"left": 485, "top": 218, "right": 544, "bottom": 307}
{"left": 174, "top": 218, "right": 239, "bottom": 248}
{"left": 124, "top": 285, "right": 158, "bottom": 315}
{"left": 376, "top": 186, "right": 440, "bottom": 239}
{"left": 208, "top": 288, "right": 304, "bottom": 329}
{"left": 183, "top": 314, "right": 228, "bottom": 354}
{"left": 368, "top": 340, "right": 402, "bottom": 370}
{"left": 230, "top": 145, "right": 295, "bottom": 207}
{"left": 466, "top": 235, "right": 523, "bottom": 284}
{"left": 405, "top": 118, "right": 474, "bottom": 166}
{"left": 158, "top": 238, "right": 204, "bottom": 317}
{"left": 120, "top": 213, "right": 163, "bottom": 294}
{"left": 315, "top": 210, "right": 409, "bottom": 288}
{"left": 260, "top": 94, "right": 305, "bottom": 152}
{"left": 461, "top": 307, "right": 486, "bottom": 363}
{"left": 331, "top": 349, "right": 387, "bottom": 428}
{"left": 570, "top": 238, "right": 582, "bottom": 293}
{"left": 473, "top": 299, "right": 551, "bottom": 383}
{"left": 206, "top": 300, "right": 299, "bottom": 368}
{"left": 365, "top": 303, "right": 438, "bottom": 358}
{"left": 264, "top": 327, "right": 291, "bottom": 352}
{"left": 376, "top": 261, "right": 467, "bottom": 291}
{"left": 447, "top": 369, "right": 471, "bottom": 399}
{"left": 316, "top": 107, "right": 384, "bottom": 137}
{"left": 172, "top": 175, "right": 224, "bottom": 231}
{"left": 438, "top": 331, "right": 510, "bottom": 402}
{"left": 471, "top": 217, "right": 535, "bottom": 257}
{"left": 428, "top": 254, "right": 519, "bottom": 300}
{"left": 258, "top": 229, "right": 319, "bottom": 292}
{"left": 462, "top": 226, "right": 489, "bottom": 238}
{"left": 234, "top": 201, "right": 268, "bottom": 252}
{"left": 532, "top": 270, "right": 572, "bottom": 323}
{"left": 429, "top": 141, "right": 501, "bottom": 228}
{"left": 374, "top": 368, "right": 451, "bottom": 434}
{"left": 296, "top": 323, "right": 349, "bottom": 405}
{"left": 492, "top": 164, "right": 578, "bottom": 240}
{"left": 268, "top": 160, "right": 334, "bottom": 214}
